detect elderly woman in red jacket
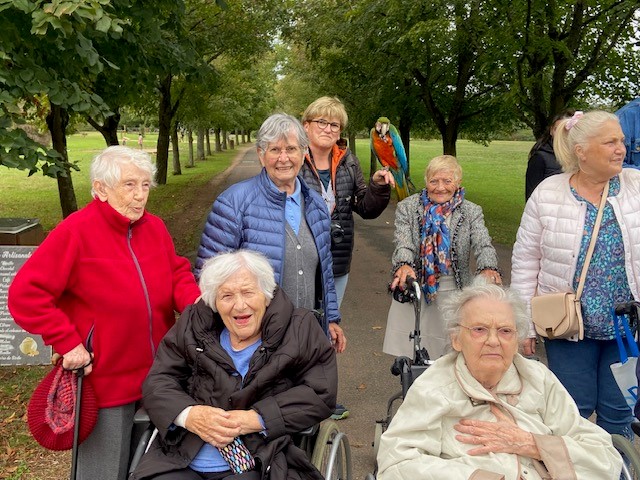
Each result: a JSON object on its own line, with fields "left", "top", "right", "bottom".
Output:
{"left": 9, "top": 145, "right": 200, "bottom": 480}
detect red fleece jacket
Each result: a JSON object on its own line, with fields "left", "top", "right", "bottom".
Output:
{"left": 8, "top": 199, "right": 200, "bottom": 407}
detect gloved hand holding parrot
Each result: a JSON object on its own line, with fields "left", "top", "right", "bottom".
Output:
{"left": 370, "top": 117, "right": 415, "bottom": 200}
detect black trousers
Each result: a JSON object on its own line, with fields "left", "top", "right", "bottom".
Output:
{"left": 150, "top": 469, "right": 260, "bottom": 480}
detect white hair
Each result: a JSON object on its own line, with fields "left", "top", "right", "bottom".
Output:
{"left": 440, "top": 276, "right": 530, "bottom": 350}
{"left": 90, "top": 146, "right": 156, "bottom": 197}
{"left": 199, "top": 250, "right": 276, "bottom": 312}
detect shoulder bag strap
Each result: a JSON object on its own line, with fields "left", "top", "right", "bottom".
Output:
{"left": 575, "top": 180, "right": 609, "bottom": 299}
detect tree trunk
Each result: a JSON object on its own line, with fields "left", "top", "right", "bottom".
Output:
{"left": 156, "top": 74, "right": 174, "bottom": 185}
{"left": 171, "top": 122, "right": 181, "bottom": 175}
{"left": 197, "top": 128, "right": 205, "bottom": 160}
{"left": 205, "top": 129, "right": 211, "bottom": 156}
{"left": 86, "top": 108, "right": 121, "bottom": 146}
{"left": 235, "top": 129, "right": 240, "bottom": 147}
{"left": 348, "top": 132, "right": 357, "bottom": 157}
{"left": 370, "top": 150, "right": 377, "bottom": 180}
{"left": 215, "top": 128, "right": 222, "bottom": 152}
{"left": 442, "top": 122, "right": 458, "bottom": 156}
{"left": 187, "top": 129, "right": 194, "bottom": 167}
{"left": 46, "top": 104, "right": 77, "bottom": 218}
{"left": 222, "top": 130, "right": 228, "bottom": 150}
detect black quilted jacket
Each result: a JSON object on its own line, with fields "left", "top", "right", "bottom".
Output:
{"left": 300, "top": 146, "right": 391, "bottom": 276}
{"left": 131, "top": 288, "right": 337, "bottom": 480}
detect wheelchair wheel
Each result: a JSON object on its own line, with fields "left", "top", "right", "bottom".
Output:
{"left": 612, "top": 434, "right": 640, "bottom": 480}
{"left": 311, "top": 420, "right": 352, "bottom": 480}
{"left": 372, "top": 421, "right": 385, "bottom": 460}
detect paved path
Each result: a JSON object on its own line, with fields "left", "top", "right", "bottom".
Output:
{"left": 200, "top": 147, "right": 519, "bottom": 479}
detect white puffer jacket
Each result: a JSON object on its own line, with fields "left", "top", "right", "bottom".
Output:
{"left": 511, "top": 169, "right": 640, "bottom": 329}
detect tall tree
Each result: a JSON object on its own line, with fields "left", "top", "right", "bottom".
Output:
{"left": 506, "top": 0, "right": 640, "bottom": 137}
{"left": 0, "top": 1, "right": 124, "bottom": 216}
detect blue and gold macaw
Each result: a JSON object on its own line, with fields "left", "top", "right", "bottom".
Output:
{"left": 370, "top": 117, "right": 415, "bottom": 200}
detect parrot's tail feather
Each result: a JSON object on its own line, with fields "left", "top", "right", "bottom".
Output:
{"left": 406, "top": 177, "right": 416, "bottom": 194}
{"left": 395, "top": 182, "right": 410, "bottom": 201}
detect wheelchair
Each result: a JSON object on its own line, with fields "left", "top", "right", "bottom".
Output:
{"left": 367, "top": 296, "right": 640, "bottom": 479}
{"left": 371, "top": 277, "right": 434, "bottom": 471}
{"left": 128, "top": 410, "right": 352, "bottom": 479}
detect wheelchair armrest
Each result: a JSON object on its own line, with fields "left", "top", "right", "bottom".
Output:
{"left": 133, "top": 407, "right": 150, "bottom": 424}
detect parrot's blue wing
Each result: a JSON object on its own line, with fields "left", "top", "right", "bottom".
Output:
{"left": 389, "top": 124, "right": 408, "bottom": 174}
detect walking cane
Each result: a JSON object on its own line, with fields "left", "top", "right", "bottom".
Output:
{"left": 70, "top": 368, "right": 85, "bottom": 480}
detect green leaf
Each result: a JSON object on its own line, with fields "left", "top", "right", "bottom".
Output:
{"left": 19, "top": 69, "right": 34, "bottom": 82}
{"left": 95, "top": 15, "right": 111, "bottom": 33}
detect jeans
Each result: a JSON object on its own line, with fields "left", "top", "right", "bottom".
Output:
{"left": 334, "top": 273, "right": 349, "bottom": 308}
{"left": 545, "top": 337, "right": 634, "bottom": 438}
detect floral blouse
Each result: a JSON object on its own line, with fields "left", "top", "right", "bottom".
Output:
{"left": 572, "top": 176, "right": 633, "bottom": 340}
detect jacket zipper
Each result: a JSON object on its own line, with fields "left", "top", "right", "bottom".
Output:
{"left": 127, "top": 225, "right": 155, "bottom": 359}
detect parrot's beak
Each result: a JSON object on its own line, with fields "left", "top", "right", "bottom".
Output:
{"left": 380, "top": 124, "right": 389, "bottom": 136}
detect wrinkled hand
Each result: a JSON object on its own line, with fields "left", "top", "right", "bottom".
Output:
{"left": 226, "top": 409, "right": 263, "bottom": 436}
{"left": 522, "top": 337, "right": 536, "bottom": 356}
{"left": 372, "top": 168, "right": 396, "bottom": 188}
{"left": 454, "top": 403, "right": 541, "bottom": 460}
{"left": 185, "top": 405, "right": 241, "bottom": 448}
{"left": 479, "top": 269, "right": 502, "bottom": 285}
{"left": 329, "top": 322, "right": 346, "bottom": 353}
{"left": 390, "top": 265, "right": 416, "bottom": 291}
{"left": 62, "top": 343, "right": 93, "bottom": 376}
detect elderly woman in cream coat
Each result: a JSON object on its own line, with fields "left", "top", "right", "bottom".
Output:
{"left": 383, "top": 155, "right": 501, "bottom": 360}
{"left": 377, "top": 279, "right": 622, "bottom": 480}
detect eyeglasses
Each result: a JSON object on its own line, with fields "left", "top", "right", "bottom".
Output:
{"left": 265, "top": 145, "right": 301, "bottom": 158}
{"left": 310, "top": 119, "right": 341, "bottom": 133}
{"left": 457, "top": 324, "right": 516, "bottom": 340}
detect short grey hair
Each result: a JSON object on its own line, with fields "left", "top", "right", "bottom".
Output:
{"left": 90, "top": 146, "right": 156, "bottom": 197}
{"left": 255, "top": 113, "right": 310, "bottom": 153}
{"left": 441, "top": 276, "right": 530, "bottom": 349}
{"left": 553, "top": 110, "right": 621, "bottom": 174}
{"left": 199, "top": 250, "right": 276, "bottom": 312}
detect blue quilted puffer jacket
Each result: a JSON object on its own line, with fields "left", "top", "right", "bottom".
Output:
{"left": 194, "top": 168, "right": 340, "bottom": 332}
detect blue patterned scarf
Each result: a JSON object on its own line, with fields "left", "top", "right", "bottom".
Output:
{"left": 419, "top": 187, "right": 465, "bottom": 303}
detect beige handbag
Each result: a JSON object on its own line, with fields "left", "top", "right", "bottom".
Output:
{"left": 531, "top": 181, "right": 609, "bottom": 340}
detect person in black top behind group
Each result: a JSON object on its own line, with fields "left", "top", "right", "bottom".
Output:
{"left": 525, "top": 109, "right": 575, "bottom": 200}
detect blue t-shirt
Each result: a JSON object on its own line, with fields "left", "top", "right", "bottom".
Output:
{"left": 189, "top": 329, "right": 262, "bottom": 472}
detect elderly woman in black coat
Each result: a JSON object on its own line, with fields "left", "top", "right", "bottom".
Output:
{"left": 132, "top": 250, "right": 337, "bottom": 480}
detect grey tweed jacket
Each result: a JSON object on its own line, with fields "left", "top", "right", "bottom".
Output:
{"left": 391, "top": 193, "right": 499, "bottom": 289}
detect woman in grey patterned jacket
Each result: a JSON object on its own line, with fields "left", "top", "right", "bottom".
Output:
{"left": 383, "top": 155, "right": 501, "bottom": 359}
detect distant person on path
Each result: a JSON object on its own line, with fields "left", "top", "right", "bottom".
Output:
{"left": 138, "top": 133, "right": 144, "bottom": 150}
{"left": 300, "top": 96, "right": 393, "bottom": 307}
{"left": 511, "top": 110, "right": 640, "bottom": 439}
{"left": 8, "top": 146, "right": 200, "bottom": 480}
{"left": 383, "top": 155, "right": 501, "bottom": 360}
{"left": 195, "top": 113, "right": 346, "bottom": 353}
{"left": 525, "top": 109, "right": 575, "bottom": 200}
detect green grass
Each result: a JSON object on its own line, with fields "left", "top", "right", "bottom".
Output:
{"left": 0, "top": 132, "right": 239, "bottom": 232}
{"left": 355, "top": 138, "right": 533, "bottom": 245}
{"left": 1, "top": 134, "right": 533, "bottom": 246}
